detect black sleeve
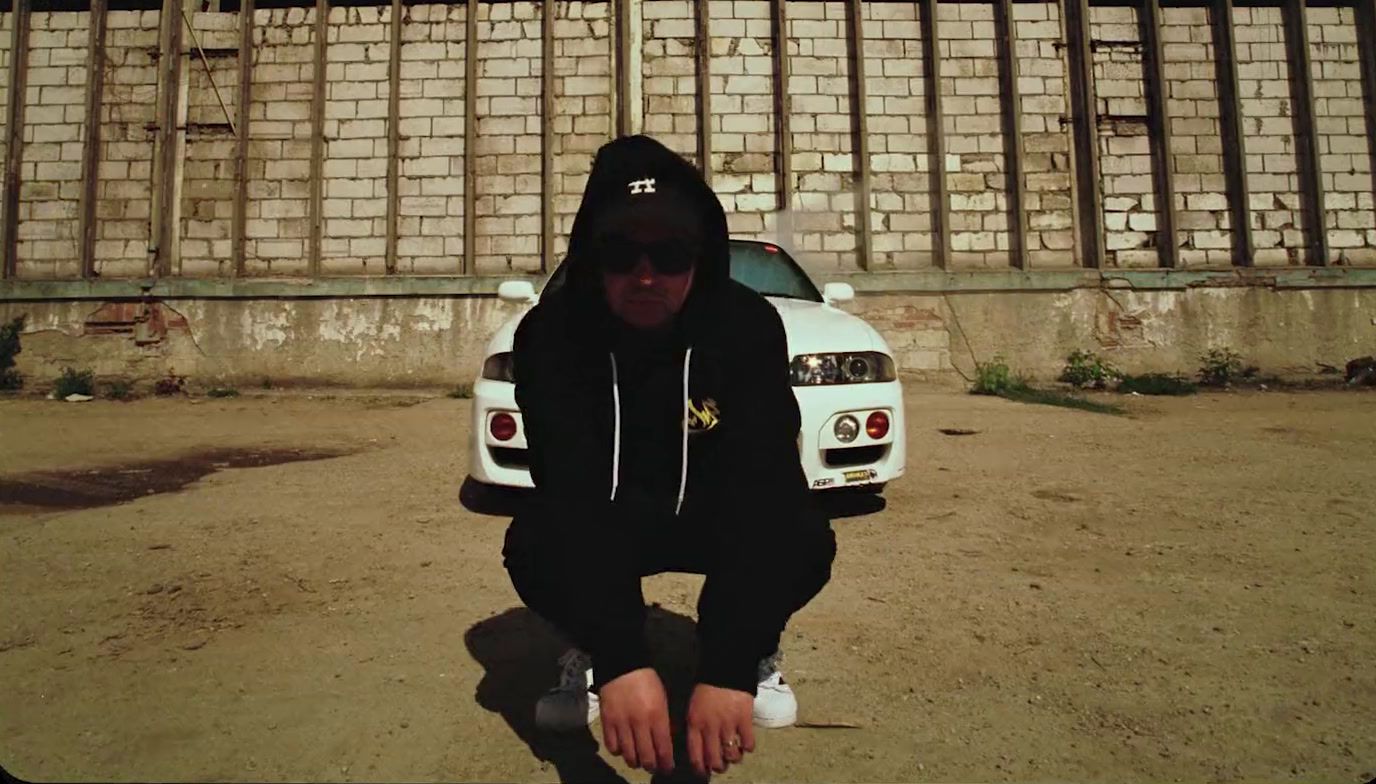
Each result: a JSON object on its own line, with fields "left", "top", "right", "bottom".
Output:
{"left": 513, "top": 309, "right": 652, "bottom": 687}
{"left": 693, "top": 304, "right": 836, "bottom": 694}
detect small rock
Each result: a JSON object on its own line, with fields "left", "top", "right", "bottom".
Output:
{"left": 146, "top": 583, "right": 164, "bottom": 594}
{"left": 399, "top": 720, "right": 410, "bottom": 729}
{"left": 1028, "top": 582, "right": 1043, "bottom": 590}
{"left": 419, "top": 561, "right": 432, "bottom": 568}
{"left": 64, "top": 393, "right": 93, "bottom": 402}
{"left": 181, "top": 638, "right": 208, "bottom": 651}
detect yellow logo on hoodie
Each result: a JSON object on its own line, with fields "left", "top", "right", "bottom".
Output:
{"left": 687, "top": 397, "right": 720, "bottom": 433}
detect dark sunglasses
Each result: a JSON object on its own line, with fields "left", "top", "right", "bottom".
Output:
{"left": 595, "top": 237, "right": 699, "bottom": 276}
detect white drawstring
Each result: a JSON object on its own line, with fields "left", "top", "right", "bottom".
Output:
{"left": 675, "top": 347, "right": 693, "bottom": 516}
{"left": 609, "top": 352, "right": 622, "bottom": 502}
{"left": 608, "top": 348, "right": 692, "bottom": 514}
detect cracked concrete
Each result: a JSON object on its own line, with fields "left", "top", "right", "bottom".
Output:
{"left": 2, "top": 284, "right": 1374, "bottom": 388}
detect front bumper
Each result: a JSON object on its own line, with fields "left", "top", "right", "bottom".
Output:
{"left": 467, "top": 378, "right": 906, "bottom": 491}
{"left": 794, "top": 379, "right": 906, "bottom": 490}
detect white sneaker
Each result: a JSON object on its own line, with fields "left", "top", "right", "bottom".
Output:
{"left": 535, "top": 648, "right": 600, "bottom": 731}
{"left": 753, "top": 651, "right": 798, "bottom": 728}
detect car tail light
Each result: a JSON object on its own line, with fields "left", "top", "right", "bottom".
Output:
{"left": 490, "top": 413, "right": 518, "bottom": 442}
{"left": 763, "top": 244, "right": 780, "bottom": 254}
{"left": 866, "top": 411, "right": 890, "bottom": 440}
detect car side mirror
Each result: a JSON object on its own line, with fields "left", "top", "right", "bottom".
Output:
{"left": 497, "top": 280, "right": 538, "bottom": 305}
{"left": 822, "top": 282, "right": 855, "bottom": 305}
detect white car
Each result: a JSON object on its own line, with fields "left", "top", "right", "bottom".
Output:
{"left": 468, "top": 239, "right": 906, "bottom": 493}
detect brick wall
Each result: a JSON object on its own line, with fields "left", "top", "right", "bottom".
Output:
{"left": 95, "top": 11, "right": 158, "bottom": 278}
{"left": 2, "top": 1, "right": 1374, "bottom": 282}
{"left": 181, "top": 12, "right": 241, "bottom": 277}
{"left": 472, "top": 0, "right": 541, "bottom": 274}
{"left": 320, "top": 6, "right": 390, "bottom": 275}
{"left": 940, "top": 0, "right": 1011, "bottom": 268}
{"left": 245, "top": 7, "right": 316, "bottom": 275}
{"left": 786, "top": 1, "right": 858, "bottom": 270}
{"left": 0, "top": 12, "right": 10, "bottom": 260}
{"left": 1090, "top": 5, "right": 1159, "bottom": 268}
{"left": 1016, "top": 1, "right": 1075, "bottom": 268}
{"left": 708, "top": 0, "right": 779, "bottom": 242}
{"left": 862, "top": 1, "right": 934, "bottom": 269}
{"left": 551, "top": 1, "right": 613, "bottom": 259}
{"left": 1308, "top": 5, "right": 1376, "bottom": 265}
{"left": 642, "top": 0, "right": 700, "bottom": 167}
{"left": 16, "top": 12, "right": 89, "bottom": 279}
{"left": 396, "top": 3, "right": 466, "bottom": 274}
{"left": 1235, "top": 5, "right": 1310, "bottom": 266}
{"left": 1160, "top": 5, "right": 1230, "bottom": 267}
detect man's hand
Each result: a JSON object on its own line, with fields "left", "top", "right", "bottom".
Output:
{"left": 686, "top": 683, "right": 756, "bottom": 777}
{"left": 598, "top": 668, "right": 674, "bottom": 773}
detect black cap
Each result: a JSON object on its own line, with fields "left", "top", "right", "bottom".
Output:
{"left": 588, "top": 171, "right": 704, "bottom": 243}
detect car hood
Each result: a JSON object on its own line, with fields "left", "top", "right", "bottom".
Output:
{"left": 482, "top": 298, "right": 890, "bottom": 358}
{"left": 766, "top": 297, "right": 888, "bottom": 356}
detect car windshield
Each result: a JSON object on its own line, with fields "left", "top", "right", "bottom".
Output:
{"left": 541, "top": 240, "right": 823, "bottom": 302}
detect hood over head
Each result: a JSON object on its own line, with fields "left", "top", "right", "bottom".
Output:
{"left": 560, "top": 135, "right": 731, "bottom": 344}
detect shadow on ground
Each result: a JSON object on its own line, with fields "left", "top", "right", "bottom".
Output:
{"left": 465, "top": 606, "right": 713, "bottom": 783}
{"left": 814, "top": 487, "right": 887, "bottom": 519}
{"left": 462, "top": 477, "right": 887, "bottom": 521}
{"left": 458, "top": 477, "right": 531, "bottom": 518}
{"left": 0, "top": 447, "right": 352, "bottom": 514}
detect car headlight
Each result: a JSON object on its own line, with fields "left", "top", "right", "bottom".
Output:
{"left": 790, "top": 352, "right": 896, "bottom": 385}
{"left": 482, "top": 352, "right": 515, "bottom": 383}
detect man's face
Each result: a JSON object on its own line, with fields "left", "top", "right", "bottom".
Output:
{"left": 597, "top": 222, "right": 698, "bottom": 331}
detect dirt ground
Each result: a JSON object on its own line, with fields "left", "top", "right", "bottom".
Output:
{"left": 1, "top": 386, "right": 1373, "bottom": 783}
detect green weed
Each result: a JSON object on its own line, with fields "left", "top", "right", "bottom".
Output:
{"left": 1060, "top": 350, "right": 1121, "bottom": 389}
{"left": 1199, "top": 348, "right": 1255, "bottom": 387}
{"left": 54, "top": 367, "right": 95, "bottom": 398}
{"left": 972, "top": 356, "right": 1123, "bottom": 414}
{"left": 105, "top": 379, "right": 136, "bottom": 401}
{"left": 0, "top": 316, "right": 24, "bottom": 390}
{"left": 972, "top": 357, "right": 1020, "bottom": 396}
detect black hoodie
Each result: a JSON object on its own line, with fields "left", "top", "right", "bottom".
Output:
{"left": 511, "top": 135, "right": 835, "bottom": 694}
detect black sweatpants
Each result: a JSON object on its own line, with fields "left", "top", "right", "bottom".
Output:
{"left": 502, "top": 505, "right": 834, "bottom": 677}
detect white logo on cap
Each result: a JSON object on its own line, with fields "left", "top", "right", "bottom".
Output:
{"left": 628, "top": 178, "right": 657, "bottom": 195}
